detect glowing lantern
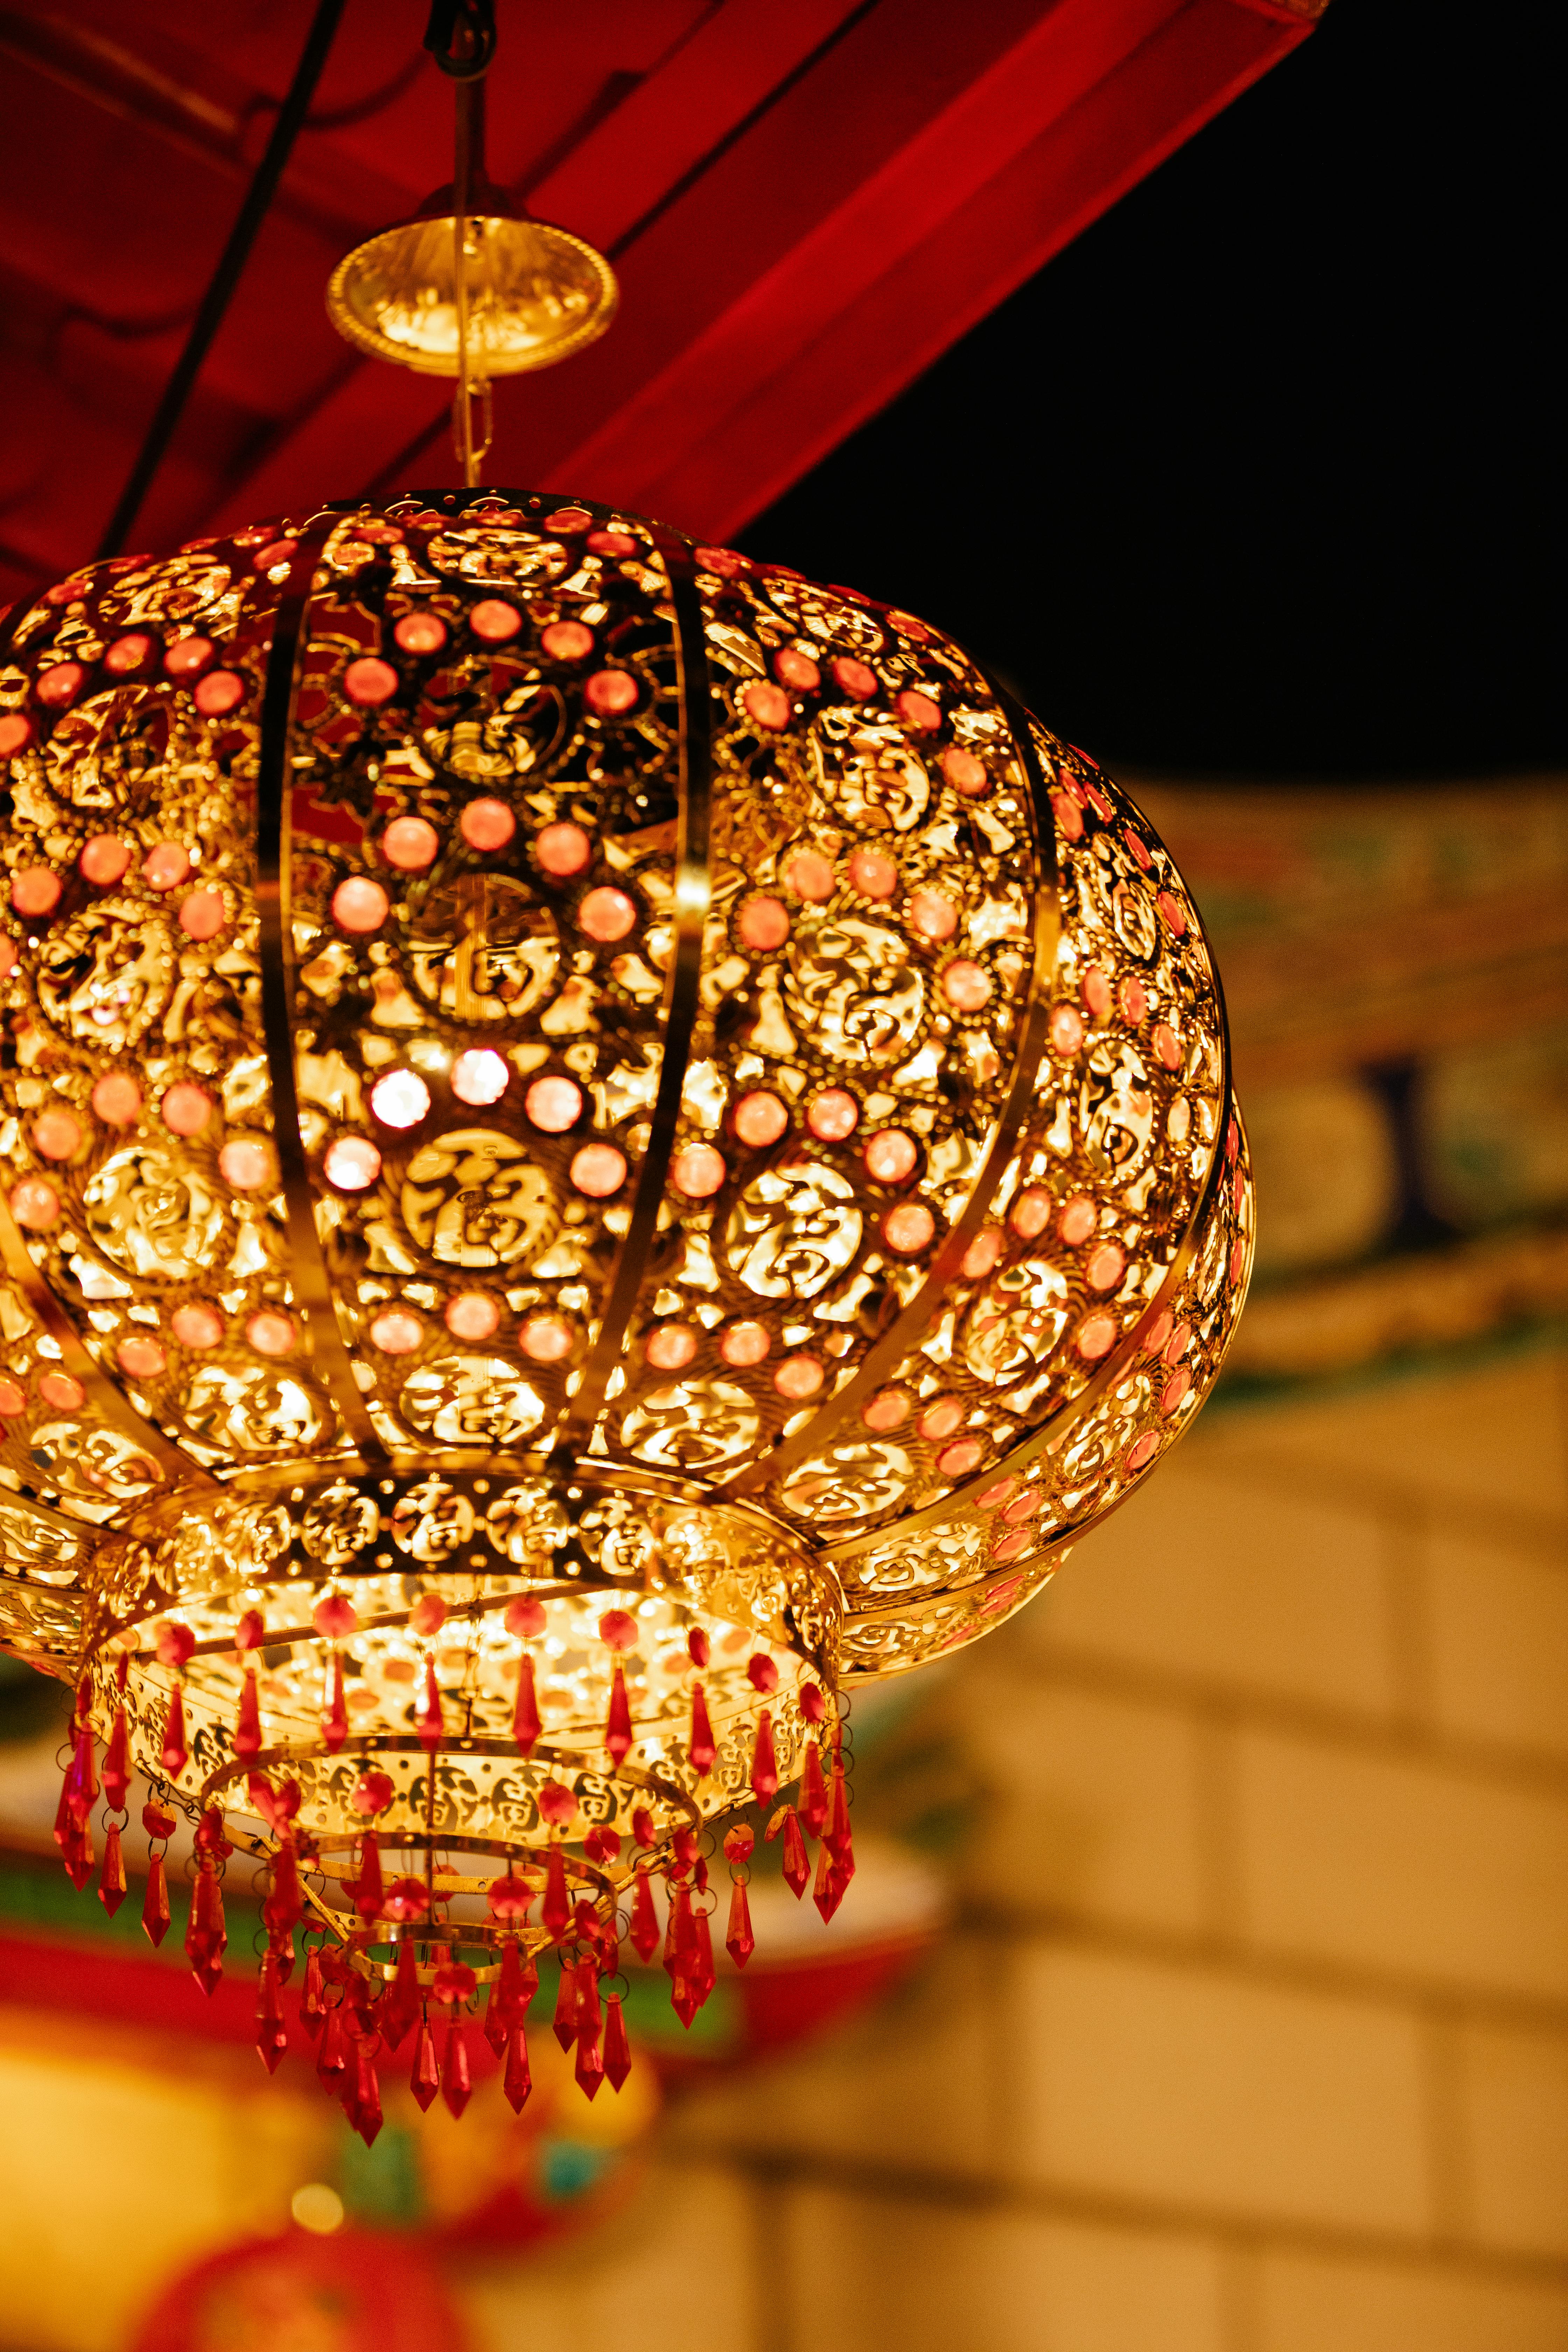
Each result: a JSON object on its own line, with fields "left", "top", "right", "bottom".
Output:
{"left": 0, "top": 491, "right": 1252, "bottom": 2125}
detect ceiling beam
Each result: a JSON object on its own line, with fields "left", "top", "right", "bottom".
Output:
{"left": 0, "top": 5, "right": 413, "bottom": 246}
{"left": 202, "top": 0, "right": 1320, "bottom": 538}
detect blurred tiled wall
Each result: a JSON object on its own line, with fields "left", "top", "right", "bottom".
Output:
{"left": 461, "top": 1345, "right": 1568, "bottom": 2352}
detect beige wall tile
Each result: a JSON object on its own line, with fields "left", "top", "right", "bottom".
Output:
{"left": 422, "top": 2158, "right": 757, "bottom": 2352}
{"left": 1026, "top": 2216, "right": 1228, "bottom": 2352}
{"left": 1459, "top": 2024, "right": 1568, "bottom": 2258}
{"left": 0, "top": 2033, "right": 335, "bottom": 2352}
{"left": 668, "top": 1938, "right": 995, "bottom": 2178}
{"left": 1021, "top": 1466, "right": 1398, "bottom": 1715}
{"left": 1426, "top": 1532, "right": 1568, "bottom": 1759}
{"left": 1235, "top": 1731, "right": 1568, "bottom": 1998}
{"left": 1256, "top": 2250, "right": 1568, "bottom": 2352}
{"left": 1192, "top": 1351, "right": 1568, "bottom": 1522}
{"left": 782, "top": 2190, "right": 1228, "bottom": 2352}
{"left": 1009, "top": 1946, "right": 1431, "bottom": 2234}
{"left": 952, "top": 1675, "right": 1211, "bottom": 1934}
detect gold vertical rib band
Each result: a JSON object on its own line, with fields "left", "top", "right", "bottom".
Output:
{"left": 717, "top": 671, "right": 1063, "bottom": 1504}
{"left": 552, "top": 526, "right": 714, "bottom": 1460}
{"left": 0, "top": 1188, "right": 209, "bottom": 1488}
{"left": 254, "top": 509, "right": 389, "bottom": 1465}
{"left": 0, "top": 593, "right": 212, "bottom": 1495}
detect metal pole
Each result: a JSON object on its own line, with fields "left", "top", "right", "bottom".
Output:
{"left": 452, "top": 75, "right": 477, "bottom": 485}
{"left": 449, "top": 66, "right": 492, "bottom": 484}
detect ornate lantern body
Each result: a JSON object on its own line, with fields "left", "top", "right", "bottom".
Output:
{"left": 0, "top": 491, "right": 1253, "bottom": 2111}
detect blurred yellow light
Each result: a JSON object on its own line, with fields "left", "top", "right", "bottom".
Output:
{"left": 290, "top": 2183, "right": 345, "bottom": 2235}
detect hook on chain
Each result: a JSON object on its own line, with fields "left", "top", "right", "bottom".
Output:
{"left": 424, "top": 0, "right": 496, "bottom": 79}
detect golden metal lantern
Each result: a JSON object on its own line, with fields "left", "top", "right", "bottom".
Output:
{"left": 0, "top": 491, "right": 1253, "bottom": 2122}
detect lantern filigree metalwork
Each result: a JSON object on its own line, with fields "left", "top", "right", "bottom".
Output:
{"left": 0, "top": 490, "right": 1253, "bottom": 2122}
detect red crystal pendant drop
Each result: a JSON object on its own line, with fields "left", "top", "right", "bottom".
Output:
{"left": 688, "top": 1681, "right": 716, "bottom": 1775}
{"left": 161, "top": 1684, "right": 188, "bottom": 1779}
{"left": 664, "top": 1880, "right": 693, "bottom": 1981}
{"left": 380, "top": 1940, "right": 419, "bottom": 2053}
{"left": 418, "top": 1661, "right": 444, "bottom": 1752}
{"left": 410, "top": 2017, "right": 441, "bottom": 2112}
{"left": 61, "top": 1821, "right": 94, "bottom": 1893}
{"left": 780, "top": 1807, "right": 810, "bottom": 1899}
{"left": 726, "top": 1875, "right": 755, "bottom": 1967}
{"left": 355, "top": 1831, "right": 385, "bottom": 1921}
{"left": 483, "top": 1967, "right": 511, "bottom": 2057}
{"left": 503, "top": 2025, "right": 532, "bottom": 2114}
{"left": 688, "top": 1903, "right": 716, "bottom": 2011}
{"left": 353, "top": 2039, "right": 383, "bottom": 2147}
{"left": 97, "top": 1821, "right": 128, "bottom": 1916}
{"left": 808, "top": 1724, "right": 857, "bottom": 1920}
{"left": 574, "top": 1964, "right": 604, "bottom": 2100}
{"left": 320, "top": 1657, "right": 348, "bottom": 1754}
{"left": 264, "top": 1839, "right": 304, "bottom": 1958}
{"left": 604, "top": 1662, "right": 632, "bottom": 1764}
{"left": 100, "top": 1706, "right": 130, "bottom": 1815}
{"left": 142, "top": 1854, "right": 171, "bottom": 1946}
{"left": 541, "top": 1841, "right": 570, "bottom": 1940}
{"left": 54, "top": 1784, "right": 84, "bottom": 1886}
{"left": 63, "top": 1719, "right": 97, "bottom": 1828}
{"left": 256, "top": 1953, "right": 288, "bottom": 2075}
{"left": 799, "top": 1739, "right": 829, "bottom": 1839}
{"left": 485, "top": 1935, "right": 533, "bottom": 2055}
{"left": 552, "top": 1958, "right": 580, "bottom": 2051}
{"left": 512, "top": 1652, "right": 541, "bottom": 1753}
{"left": 316, "top": 2004, "right": 349, "bottom": 2092}
{"left": 339, "top": 2023, "right": 365, "bottom": 2132}
{"left": 602, "top": 1993, "right": 632, "bottom": 2092}
{"left": 629, "top": 1870, "right": 660, "bottom": 1962}
{"left": 750, "top": 1709, "right": 779, "bottom": 1804}
{"left": 185, "top": 1859, "right": 227, "bottom": 1994}
{"left": 504, "top": 1933, "right": 538, "bottom": 2013}
{"left": 300, "top": 1947, "right": 326, "bottom": 2040}
{"left": 442, "top": 2022, "right": 472, "bottom": 2118}
{"left": 826, "top": 1756, "right": 855, "bottom": 1877}
{"left": 233, "top": 1666, "right": 262, "bottom": 1760}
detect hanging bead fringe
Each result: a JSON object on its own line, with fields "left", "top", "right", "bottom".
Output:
{"left": 47, "top": 1648, "right": 856, "bottom": 2123}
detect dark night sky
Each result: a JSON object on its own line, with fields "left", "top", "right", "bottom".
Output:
{"left": 739, "top": 0, "right": 1562, "bottom": 781}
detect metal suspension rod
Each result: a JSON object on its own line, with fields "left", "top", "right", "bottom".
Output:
{"left": 442, "top": 10, "right": 493, "bottom": 486}
{"left": 453, "top": 74, "right": 478, "bottom": 485}
{"left": 95, "top": 0, "right": 346, "bottom": 559}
